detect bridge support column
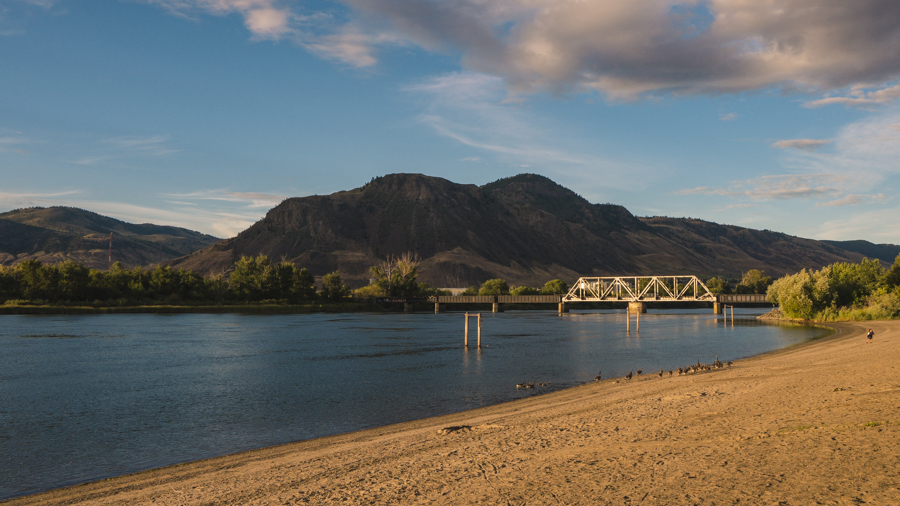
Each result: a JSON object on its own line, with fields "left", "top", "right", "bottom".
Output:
{"left": 435, "top": 302, "right": 444, "bottom": 313}
{"left": 558, "top": 302, "right": 569, "bottom": 313}
{"left": 628, "top": 301, "right": 647, "bottom": 314}
{"left": 713, "top": 302, "right": 722, "bottom": 314}
{"left": 492, "top": 302, "right": 504, "bottom": 313}
{"left": 404, "top": 302, "right": 413, "bottom": 313}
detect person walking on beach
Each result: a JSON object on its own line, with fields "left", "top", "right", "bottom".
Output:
{"left": 866, "top": 329, "right": 874, "bottom": 343}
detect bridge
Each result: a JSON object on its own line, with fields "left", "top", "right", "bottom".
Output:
{"left": 377, "top": 275, "right": 769, "bottom": 313}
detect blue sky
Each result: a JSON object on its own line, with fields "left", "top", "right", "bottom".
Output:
{"left": 1, "top": 0, "right": 899, "bottom": 243}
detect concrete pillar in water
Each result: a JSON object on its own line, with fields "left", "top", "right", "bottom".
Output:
{"left": 492, "top": 302, "right": 504, "bottom": 313}
{"left": 713, "top": 302, "right": 722, "bottom": 314}
{"left": 628, "top": 301, "right": 647, "bottom": 314}
{"left": 558, "top": 302, "right": 569, "bottom": 313}
{"left": 435, "top": 302, "right": 443, "bottom": 314}
{"left": 477, "top": 313, "right": 482, "bottom": 348}
{"left": 464, "top": 312, "right": 469, "bottom": 347}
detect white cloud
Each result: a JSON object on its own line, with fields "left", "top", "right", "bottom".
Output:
{"left": 719, "top": 113, "right": 738, "bottom": 121}
{"left": 771, "top": 139, "right": 831, "bottom": 151}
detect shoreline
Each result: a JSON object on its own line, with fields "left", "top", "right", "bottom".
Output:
{"left": 6, "top": 320, "right": 900, "bottom": 505}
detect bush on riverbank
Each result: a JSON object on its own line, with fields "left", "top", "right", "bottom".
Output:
{"left": 767, "top": 255, "right": 900, "bottom": 321}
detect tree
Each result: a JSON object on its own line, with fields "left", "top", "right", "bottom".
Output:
{"left": 510, "top": 286, "right": 540, "bottom": 295}
{"left": 368, "top": 253, "right": 421, "bottom": 297}
{"left": 320, "top": 271, "right": 350, "bottom": 301}
{"left": 736, "top": 269, "right": 773, "bottom": 294}
{"left": 229, "top": 255, "right": 275, "bottom": 300}
{"left": 705, "top": 277, "right": 731, "bottom": 294}
{"left": 292, "top": 267, "right": 317, "bottom": 301}
{"left": 16, "top": 260, "right": 56, "bottom": 301}
{"left": 460, "top": 286, "right": 479, "bottom": 296}
{"left": 479, "top": 279, "right": 509, "bottom": 295}
{"left": 56, "top": 260, "right": 91, "bottom": 301}
{"left": 541, "top": 279, "right": 569, "bottom": 295}
{"left": 886, "top": 253, "right": 900, "bottom": 289}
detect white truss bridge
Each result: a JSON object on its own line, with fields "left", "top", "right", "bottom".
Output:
{"left": 563, "top": 275, "right": 716, "bottom": 303}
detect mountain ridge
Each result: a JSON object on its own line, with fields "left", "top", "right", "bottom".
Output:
{"left": 168, "top": 173, "right": 893, "bottom": 287}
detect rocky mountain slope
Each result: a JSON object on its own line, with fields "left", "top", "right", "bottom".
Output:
{"left": 0, "top": 207, "right": 219, "bottom": 270}
{"left": 168, "top": 174, "right": 885, "bottom": 287}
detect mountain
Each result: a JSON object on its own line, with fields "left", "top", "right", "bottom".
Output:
{"left": 168, "top": 173, "right": 879, "bottom": 287}
{"left": 821, "top": 240, "right": 900, "bottom": 264}
{"left": 0, "top": 207, "right": 220, "bottom": 270}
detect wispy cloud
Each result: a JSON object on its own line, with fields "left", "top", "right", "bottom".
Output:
{"left": 817, "top": 193, "right": 885, "bottom": 207}
{"left": 677, "top": 174, "right": 848, "bottom": 201}
{"left": 404, "top": 71, "right": 646, "bottom": 188}
{"left": 0, "top": 190, "right": 80, "bottom": 204}
{"left": 165, "top": 189, "right": 285, "bottom": 208}
{"left": 814, "top": 204, "right": 900, "bottom": 241}
{"left": 804, "top": 83, "right": 900, "bottom": 109}
{"left": 143, "top": 0, "right": 294, "bottom": 40}
{"left": 0, "top": 136, "right": 30, "bottom": 154}
{"left": 104, "top": 135, "right": 178, "bottom": 156}
{"left": 771, "top": 139, "right": 832, "bottom": 151}
{"left": 719, "top": 113, "right": 738, "bottom": 121}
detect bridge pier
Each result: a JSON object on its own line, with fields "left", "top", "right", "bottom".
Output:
{"left": 558, "top": 302, "right": 569, "bottom": 313}
{"left": 713, "top": 302, "right": 722, "bottom": 314}
{"left": 404, "top": 302, "right": 413, "bottom": 313}
{"left": 435, "top": 302, "right": 444, "bottom": 313}
{"left": 492, "top": 302, "right": 504, "bottom": 313}
{"left": 627, "top": 301, "right": 647, "bottom": 314}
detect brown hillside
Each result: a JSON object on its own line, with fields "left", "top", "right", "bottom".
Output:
{"left": 0, "top": 207, "right": 219, "bottom": 270}
{"left": 168, "top": 174, "right": 873, "bottom": 288}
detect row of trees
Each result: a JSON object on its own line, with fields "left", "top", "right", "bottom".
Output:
{"left": 766, "top": 256, "right": 900, "bottom": 320}
{"left": 458, "top": 278, "right": 569, "bottom": 296}
{"left": 705, "top": 269, "right": 774, "bottom": 295}
{"left": 0, "top": 256, "right": 351, "bottom": 305}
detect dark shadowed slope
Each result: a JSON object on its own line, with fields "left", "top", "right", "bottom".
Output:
{"left": 821, "top": 240, "right": 900, "bottom": 263}
{"left": 169, "top": 174, "right": 872, "bottom": 287}
{"left": 0, "top": 207, "right": 219, "bottom": 270}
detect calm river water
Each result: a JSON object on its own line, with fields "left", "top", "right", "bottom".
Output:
{"left": 0, "top": 309, "right": 829, "bottom": 499}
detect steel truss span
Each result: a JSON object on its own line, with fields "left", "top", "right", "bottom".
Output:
{"left": 563, "top": 276, "right": 716, "bottom": 303}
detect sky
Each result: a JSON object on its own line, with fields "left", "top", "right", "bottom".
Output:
{"left": 1, "top": 0, "right": 899, "bottom": 243}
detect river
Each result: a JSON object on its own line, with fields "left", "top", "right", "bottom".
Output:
{"left": 0, "top": 308, "right": 828, "bottom": 499}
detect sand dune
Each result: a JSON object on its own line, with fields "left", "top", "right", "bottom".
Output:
{"left": 7, "top": 321, "right": 900, "bottom": 505}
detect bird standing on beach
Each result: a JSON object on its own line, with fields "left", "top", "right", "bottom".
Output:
{"left": 594, "top": 371, "right": 602, "bottom": 381}
{"left": 625, "top": 370, "right": 633, "bottom": 381}
{"left": 637, "top": 368, "right": 643, "bottom": 376}
{"left": 658, "top": 369, "right": 663, "bottom": 378}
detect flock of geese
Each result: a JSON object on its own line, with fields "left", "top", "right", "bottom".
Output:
{"left": 516, "top": 357, "right": 734, "bottom": 390}
{"left": 602, "top": 356, "right": 734, "bottom": 383}
{"left": 516, "top": 381, "right": 552, "bottom": 390}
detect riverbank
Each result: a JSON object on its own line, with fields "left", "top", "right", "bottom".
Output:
{"left": 0, "top": 302, "right": 390, "bottom": 315}
{"left": 6, "top": 320, "right": 899, "bottom": 505}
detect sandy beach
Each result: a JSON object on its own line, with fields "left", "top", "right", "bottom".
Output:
{"left": 6, "top": 320, "right": 900, "bottom": 505}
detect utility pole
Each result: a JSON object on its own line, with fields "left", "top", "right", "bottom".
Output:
{"left": 108, "top": 232, "right": 113, "bottom": 270}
